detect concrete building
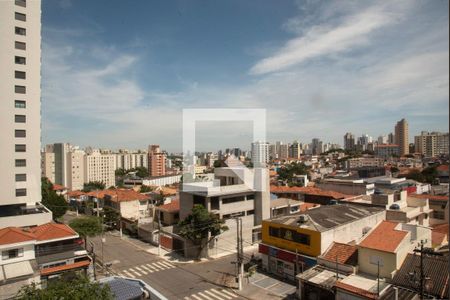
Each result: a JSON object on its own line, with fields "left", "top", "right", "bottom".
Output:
{"left": 180, "top": 167, "right": 270, "bottom": 257}
{"left": 41, "top": 151, "right": 55, "bottom": 183}
{"left": 251, "top": 141, "right": 269, "bottom": 167}
{"left": 279, "top": 144, "right": 289, "bottom": 160}
{"left": 395, "top": 118, "right": 409, "bottom": 156}
{"left": 311, "top": 138, "right": 323, "bottom": 155}
{"left": 259, "top": 203, "right": 385, "bottom": 280}
{"left": 316, "top": 178, "right": 375, "bottom": 195}
{"left": 0, "top": 0, "right": 52, "bottom": 227}
{"left": 0, "top": 223, "right": 91, "bottom": 299}
{"left": 115, "top": 152, "right": 148, "bottom": 170}
{"left": 344, "top": 133, "right": 355, "bottom": 150}
{"left": 84, "top": 150, "right": 115, "bottom": 188}
{"left": 148, "top": 145, "right": 166, "bottom": 177}
{"left": 344, "top": 157, "right": 384, "bottom": 170}
{"left": 375, "top": 144, "right": 399, "bottom": 158}
{"left": 100, "top": 189, "right": 151, "bottom": 221}
{"left": 414, "top": 131, "right": 449, "bottom": 157}
{"left": 289, "top": 141, "right": 301, "bottom": 160}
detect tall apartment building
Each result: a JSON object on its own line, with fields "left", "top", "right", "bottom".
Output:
{"left": 148, "top": 145, "right": 166, "bottom": 177}
{"left": 289, "top": 141, "right": 301, "bottom": 159}
{"left": 84, "top": 150, "right": 115, "bottom": 188}
{"left": 279, "top": 143, "right": 289, "bottom": 160}
{"left": 115, "top": 152, "right": 148, "bottom": 170}
{"left": 395, "top": 118, "right": 409, "bottom": 156}
{"left": 311, "top": 138, "right": 323, "bottom": 155}
{"left": 41, "top": 151, "right": 55, "bottom": 183}
{"left": 414, "top": 131, "right": 449, "bottom": 157}
{"left": 344, "top": 132, "right": 355, "bottom": 150}
{"left": 388, "top": 132, "right": 395, "bottom": 144}
{"left": 251, "top": 141, "right": 269, "bottom": 167}
{"left": 0, "top": 0, "right": 52, "bottom": 227}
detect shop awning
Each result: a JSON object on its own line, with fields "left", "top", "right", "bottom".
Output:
{"left": 40, "top": 260, "right": 90, "bottom": 276}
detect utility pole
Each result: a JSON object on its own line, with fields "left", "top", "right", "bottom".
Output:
{"left": 235, "top": 217, "right": 243, "bottom": 291}
{"left": 158, "top": 215, "right": 162, "bottom": 256}
{"left": 89, "top": 241, "right": 97, "bottom": 280}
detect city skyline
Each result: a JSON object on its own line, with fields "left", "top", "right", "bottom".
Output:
{"left": 41, "top": 0, "right": 449, "bottom": 152}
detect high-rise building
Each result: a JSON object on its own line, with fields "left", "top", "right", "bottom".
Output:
{"left": 279, "top": 144, "right": 289, "bottom": 160}
{"left": 377, "top": 135, "right": 388, "bottom": 145}
{"left": 148, "top": 145, "right": 166, "bottom": 177}
{"left": 395, "top": 119, "right": 409, "bottom": 156}
{"left": 344, "top": 133, "right": 355, "bottom": 150}
{"left": 251, "top": 141, "right": 269, "bottom": 167}
{"left": 0, "top": 0, "right": 52, "bottom": 226}
{"left": 414, "top": 131, "right": 449, "bottom": 157}
{"left": 289, "top": 141, "right": 301, "bottom": 159}
{"left": 268, "top": 144, "right": 277, "bottom": 160}
{"left": 311, "top": 138, "right": 323, "bottom": 155}
{"left": 388, "top": 133, "right": 395, "bottom": 144}
{"left": 84, "top": 149, "right": 115, "bottom": 188}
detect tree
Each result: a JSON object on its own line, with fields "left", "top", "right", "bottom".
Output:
{"left": 41, "top": 177, "right": 68, "bottom": 220}
{"left": 82, "top": 181, "right": 106, "bottom": 192}
{"left": 134, "top": 167, "right": 149, "bottom": 178}
{"left": 139, "top": 185, "right": 154, "bottom": 193}
{"left": 277, "top": 162, "right": 309, "bottom": 183}
{"left": 178, "top": 205, "right": 228, "bottom": 258}
{"left": 17, "top": 274, "right": 112, "bottom": 300}
{"left": 115, "top": 168, "right": 126, "bottom": 176}
{"left": 69, "top": 216, "right": 102, "bottom": 248}
{"left": 102, "top": 206, "right": 120, "bottom": 229}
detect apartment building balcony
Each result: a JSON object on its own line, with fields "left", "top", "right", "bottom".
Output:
{"left": 36, "top": 242, "right": 88, "bottom": 266}
{"left": 0, "top": 203, "right": 52, "bottom": 227}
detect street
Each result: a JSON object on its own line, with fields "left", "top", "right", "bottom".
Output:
{"left": 88, "top": 231, "right": 295, "bottom": 300}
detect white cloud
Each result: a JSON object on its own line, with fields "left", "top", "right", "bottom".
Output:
{"left": 250, "top": 2, "right": 405, "bottom": 75}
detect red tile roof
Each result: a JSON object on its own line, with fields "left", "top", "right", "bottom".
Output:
{"left": 437, "top": 165, "right": 449, "bottom": 172}
{"left": 322, "top": 242, "right": 358, "bottom": 265}
{"left": 359, "top": 221, "right": 408, "bottom": 253}
{"left": 40, "top": 260, "right": 90, "bottom": 276}
{"left": 432, "top": 224, "right": 448, "bottom": 246}
{"left": 300, "top": 202, "right": 319, "bottom": 212}
{"left": 157, "top": 200, "right": 180, "bottom": 213}
{"left": 335, "top": 281, "right": 378, "bottom": 299}
{"left": 270, "top": 185, "right": 350, "bottom": 199}
{"left": 52, "top": 184, "right": 66, "bottom": 191}
{"left": 87, "top": 189, "right": 150, "bottom": 202}
{"left": 30, "top": 223, "right": 78, "bottom": 241}
{"left": 67, "top": 190, "right": 86, "bottom": 197}
{"left": 0, "top": 227, "right": 35, "bottom": 245}
{"left": 0, "top": 223, "right": 77, "bottom": 246}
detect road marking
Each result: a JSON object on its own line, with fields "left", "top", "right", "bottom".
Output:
{"left": 191, "top": 293, "right": 209, "bottom": 300}
{"left": 122, "top": 270, "right": 135, "bottom": 278}
{"left": 204, "top": 290, "right": 224, "bottom": 300}
{"left": 218, "top": 289, "right": 238, "bottom": 298}
{"left": 209, "top": 289, "right": 234, "bottom": 299}
{"left": 158, "top": 261, "right": 175, "bottom": 268}
{"left": 196, "top": 292, "right": 213, "bottom": 300}
{"left": 134, "top": 266, "right": 148, "bottom": 275}
{"left": 152, "top": 262, "right": 168, "bottom": 270}
{"left": 140, "top": 265, "right": 154, "bottom": 273}
{"left": 128, "top": 267, "right": 142, "bottom": 276}
{"left": 145, "top": 263, "right": 159, "bottom": 271}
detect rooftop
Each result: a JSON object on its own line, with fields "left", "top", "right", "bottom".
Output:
{"left": 409, "top": 193, "right": 449, "bottom": 202}
{"left": 88, "top": 189, "right": 150, "bottom": 202}
{"left": 270, "top": 185, "right": 350, "bottom": 199}
{"left": 270, "top": 197, "right": 302, "bottom": 208}
{"left": 0, "top": 223, "right": 78, "bottom": 246}
{"left": 321, "top": 242, "right": 358, "bottom": 266}
{"left": 266, "top": 203, "right": 384, "bottom": 232}
{"left": 358, "top": 221, "right": 408, "bottom": 253}
{"left": 157, "top": 200, "right": 180, "bottom": 213}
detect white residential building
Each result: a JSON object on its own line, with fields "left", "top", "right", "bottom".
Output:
{"left": 0, "top": 0, "right": 52, "bottom": 227}
{"left": 84, "top": 150, "right": 116, "bottom": 188}
{"left": 251, "top": 141, "right": 269, "bottom": 167}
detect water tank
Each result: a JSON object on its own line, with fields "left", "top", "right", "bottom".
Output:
{"left": 389, "top": 203, "right": 400, "bottom": 210}
{"left": 298, "top": 215, "right": 309, "bottom": 223}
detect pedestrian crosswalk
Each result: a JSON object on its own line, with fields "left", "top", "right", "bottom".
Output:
{"left": 183, "top": 288, "right": 239, "bottom": 300}
{"left": 116, "top": 260, "right": 176, "bottom": 278}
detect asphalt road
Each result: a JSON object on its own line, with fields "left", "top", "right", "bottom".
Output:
{"left": 89, "top": 233, "right": 245, "bottom": 300}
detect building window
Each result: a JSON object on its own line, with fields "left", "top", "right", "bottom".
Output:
{"left": 15, "top": 12, "right": 26, "bottom": 21}
{"left": 15, "top": 0, "right": 26, "bottom": 7}
{"left": 15, "top": 41, "right": 26, "bottom": 50}
{"left": 15, "top": 144, "right": 26, "bottom": 152}
{"left": 268, "top": 226, "right": 311, "bottom": 245}
{"left": 15, "top": 159, "right": 26, "bottom": 167}
{"left": 15, "top": 71, "right": 26, "bottom": 79}
{"left": 15, "top": 174, "right": 26, "bottom": 182}
{"left": 2, "top": 248, "right": 23, "bottom": 260}
{"left": 432, "top": 211, "right": 445, "bottom": 220}
{"left": 15, "top": 56, "right": 26, "bottom": 65}
{"left": 15, "top": 129, "right": 26, "bottom": 138}
{"left": 15, "top": 27, "right": 26, "bottom": 36}
{"left": 15, "top": 188, "right": 27, "bottom": 196}
{"left": 246, "top": 210, "right": 254, "bottom": 215}
{"left": 15, "top": 100, "right": 26, "bottom": 108}
{"left": 15, "top": 115, "right": 26, "bottom": 123}
{"left": 15, "top": 85, "right": 26, "bottom": 94}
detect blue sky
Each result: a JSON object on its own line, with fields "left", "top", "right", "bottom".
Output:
{"left": 41, "top": 0, "right": 449, "bottom": 152}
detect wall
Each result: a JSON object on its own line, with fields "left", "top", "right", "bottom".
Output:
{"left": 119, "top": 200, "right": 140, "bottom": 220}
{"left": 0, "top": 210, "right": 52, "bottom": 228}
{"left": 357, "top": 247, "right": 397, "bottom": 278}
{"left": 0, "top": 243, "right": 35, "bottom": 266}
